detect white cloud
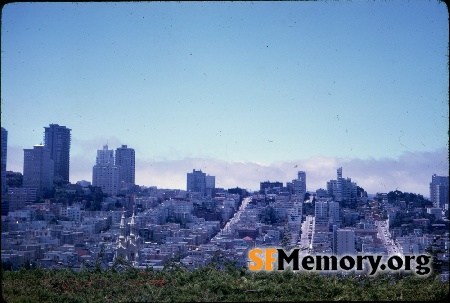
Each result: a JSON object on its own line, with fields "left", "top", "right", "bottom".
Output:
{"left": 131, "top": 148, "right": 448, "bottom": 196}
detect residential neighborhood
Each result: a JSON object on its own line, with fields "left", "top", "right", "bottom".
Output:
{"left": 1, "top": 126, "right": 448, "bottom": 281}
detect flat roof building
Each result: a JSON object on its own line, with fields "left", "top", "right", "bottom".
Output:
{"left": 23, "top": 144, "right": 54, "bottom": 198}
{"left": 44, "top": 124, "right": 71, "bottom": 184}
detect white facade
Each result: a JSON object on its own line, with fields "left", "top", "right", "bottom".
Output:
{"left": 293, "top": 171, "right": 306, "bottom": 198}
{"left": 115, "top": 210, "right": 140, "bottom": 266}
{"left": 96, "top": 145, "right": 114, "bottom": 165}
{"left": 327, "top": 168, "right": 357, "bottom": 202}
{"left": 92, "top": 145, "right": 120, "bottom": 196}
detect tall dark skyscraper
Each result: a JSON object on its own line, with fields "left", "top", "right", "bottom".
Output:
{"left": 1, "top": 127, "right": 8, "bottom": 215}
{"left": 44, "top": 124, "right": 71, "bottom": 184}
{"left": 23, "top": 144, "right": 54, "bottom": 197}
{"left": 115, "top": 145, "right": 135, "bottom": 186}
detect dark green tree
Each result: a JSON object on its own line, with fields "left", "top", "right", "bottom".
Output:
{"left": 304, "top": 192, "right": 311, "bottom": 202}
{"left": 259, "top": 206, "right": 277, "bottom": 224}
{"left": 1, "top": 260, "right": 13, "bottom": 271}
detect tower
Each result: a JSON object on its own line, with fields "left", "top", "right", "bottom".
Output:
{"left": 336, "top": 167, "right": 343, "bottom": 202}
{"left": 23, "top": 144, "right": 54, "bottom": 197}
{"left": 293, "top": 171, "right": 306, "bottom": 200}
{"left": 44, "top": 124, "right": 71, "bottom": 184}
{"left": 205, "top": 175, "right": 215, "bottom": 197}
{"left": 430, "top": 174, "right": 449, "bottom": 209}
{"left": 115, "top": 145, "right": 135, "bottom": 187}
{"left": 115, "top": 208, "right": 140, "bottom": 266}
{"left": 187, "top": 169, "right": 206, "bottom": 196}
{"left": 92, "top": 145, "right": 120, "bottom": 196}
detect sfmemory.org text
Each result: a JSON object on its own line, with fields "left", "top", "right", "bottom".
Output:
{"left": 248, "top": 248, "right": 432, "bottom": 276}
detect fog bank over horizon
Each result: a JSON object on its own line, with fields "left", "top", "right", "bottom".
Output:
{"left": 5, "top": 144, "right": 447, "bottom": 197}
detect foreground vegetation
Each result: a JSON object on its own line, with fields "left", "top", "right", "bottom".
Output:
{"left": 2, "top": 262, "right": 449, "bottom": 302}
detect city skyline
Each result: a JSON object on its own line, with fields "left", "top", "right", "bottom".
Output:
{"left": 2, "top": 125, "right": 448, "bottom": 197}
{"left": 1, "top": 2, "right": 448, "bottom": 195}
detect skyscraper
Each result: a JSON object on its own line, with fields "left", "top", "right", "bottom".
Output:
{"left": 187, "top": 169, "right": 206, "bottom": 196}
{"left": 92, "top": 145, "right": 120, "bottom": 196}
{"left": 23, "top": 144, "right": 54, "bottom": 198}
{"left": 115, "top": 145, "right": 135, "bottom": 186}
{"left": 336, "top": 167, "right": 343, "bottom": 201}
{"left": 44, "top": 124, "right": 71, "bottom": 184}
{"left": 430, "top": 174, "right": 449, "bottom": 209}
{"left": 327, "top": 167, "right": 357, "bottom": 202}
{"left": 205, "top": 175, "right": 215, "bottom": 197}
{"left": 292, "top": 171, "right": 306, "bottom": 200}
{"left": 1, "top": 127, "right": 8, "bottom": 215}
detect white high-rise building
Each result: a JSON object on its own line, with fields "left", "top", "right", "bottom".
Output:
{"left": 327, "top": 167, "right": 357, "bottom": 202}
{"left": 92, "top": 145, "right": 120, "bottom": 196}
{"left": 96, "top": 144, "right": 114, "bottom": 165}
{"left": 337, "top": 167, "right": 342, "bottom": 179}
{"left": 292, "top": 171, "right": 306, "bottom": 201}
{"left": 287, "top": 200, "right": 303, "bottom": 232}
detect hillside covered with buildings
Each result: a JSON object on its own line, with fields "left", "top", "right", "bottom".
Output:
{"left": 1, "top": 125, "right": 448, "bottom": 282}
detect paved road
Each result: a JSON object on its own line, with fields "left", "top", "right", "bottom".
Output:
{"left": 298, "top": 215, "right": 314, "bottom": 257}
{"left": 376, "top": 220, "right": 401, "bottom": 255}
{"left": 217, "top": 196, "right": 252, "bottom": 236}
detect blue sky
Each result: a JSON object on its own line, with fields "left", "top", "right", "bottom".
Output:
{"left": 1, "top": 1, "right": 448, "bottom": 195}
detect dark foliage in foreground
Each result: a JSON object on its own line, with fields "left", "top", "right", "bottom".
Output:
{"left": 2, "top": 262, "right": 449, "bottom": 302}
